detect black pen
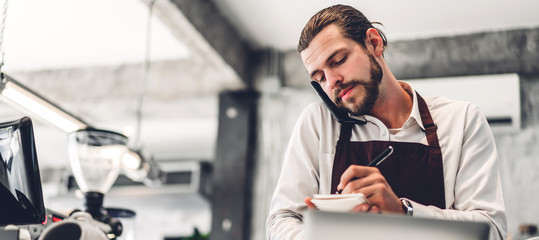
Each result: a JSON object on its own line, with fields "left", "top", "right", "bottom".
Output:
{"left": 336, "top": 146, "right": 394, "bottom": 194}
{"left": 367, "top": 146, "right": 393, "bottom": 167}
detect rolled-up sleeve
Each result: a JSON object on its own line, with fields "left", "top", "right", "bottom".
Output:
{"left": 266, "top": 104, "right": 322, "bottom": 240}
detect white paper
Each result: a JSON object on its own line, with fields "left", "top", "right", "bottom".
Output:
{"left": 310, "top": 193, "right": 369, "bottom": 212}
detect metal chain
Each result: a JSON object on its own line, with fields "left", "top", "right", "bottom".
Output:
{"left": 133, "top": 0, "right": 156, "bottom": 149}
{"left": 0, "top": 0, "right": 8, "bottom": 72}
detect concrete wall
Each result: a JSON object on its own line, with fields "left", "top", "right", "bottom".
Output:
{"left": 495, "top": 74, "right": 539, "bottom": 237}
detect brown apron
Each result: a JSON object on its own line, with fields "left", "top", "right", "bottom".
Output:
{"left": 330, "top": 93, "right": 446, "bottom": 209}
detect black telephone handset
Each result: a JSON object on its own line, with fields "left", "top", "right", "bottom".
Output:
{"left": 310, "top": 81, "right": 366, "bottom": 125}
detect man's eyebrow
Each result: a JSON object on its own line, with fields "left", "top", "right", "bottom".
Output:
{"left": 309, "top": 48, "right": 346, "bottom": 80}
{"left": 326, "top": 48, "right": 346, "bottom": 64}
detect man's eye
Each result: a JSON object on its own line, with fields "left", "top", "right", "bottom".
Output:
{"left": 312, "top": 74, "right": 325, "bottom": 82}
{"left": 315, "top": 75, "right": 325, "bottom": 82}
{"left": 334, "top": 56, "right": 346, "bottom": 65}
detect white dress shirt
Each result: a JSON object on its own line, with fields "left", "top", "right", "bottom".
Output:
{"left": 266, "top": 82, "right": 506, "bottom": 240}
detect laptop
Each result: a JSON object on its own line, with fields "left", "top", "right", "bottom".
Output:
{"left": 304, "top": 210, "right": 490, "bottom": 240}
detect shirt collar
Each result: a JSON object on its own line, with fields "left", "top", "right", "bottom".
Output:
{"left": 399, "top": 81, "right": 426, "bottom": 131}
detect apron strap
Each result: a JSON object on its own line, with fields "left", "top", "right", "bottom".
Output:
{"left": 416, "top": 92, "right": 440, "bottom": 148}
{"left": 338, "top": 123, "right": 353, "bottom": 142}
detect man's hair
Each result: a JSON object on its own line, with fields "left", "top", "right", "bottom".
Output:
{"left": 297, "top": 4, "right": 387, "bottom": 53}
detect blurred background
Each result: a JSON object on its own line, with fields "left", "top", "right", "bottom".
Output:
{"left": 0, "top": 0, "right": 538, "bottom": 239}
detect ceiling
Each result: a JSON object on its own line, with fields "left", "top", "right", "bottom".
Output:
{"left": 213, "top": 0, "right": 539, "bottom": 50}
{"left": 2, "top": 0, "right": 190, "bottom": 71}
{"left": 3, "top": 0, "right": 539, "bottom": 72}
{"left": 2, "top": 0, "right": 539, "bottom": 70}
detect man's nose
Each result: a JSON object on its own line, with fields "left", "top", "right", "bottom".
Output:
{"left": 326, "top": 70, "right": 342, "bottom": 90}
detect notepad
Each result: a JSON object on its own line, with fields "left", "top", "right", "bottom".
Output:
{"left": 310, "top": 193, "right": 369, "bottom": 212}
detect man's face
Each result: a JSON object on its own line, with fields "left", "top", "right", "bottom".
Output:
{"left": 301, "top": 25, "right": 383, "bottom": 116}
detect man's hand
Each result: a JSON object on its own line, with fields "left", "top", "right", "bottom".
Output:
{"left": 338, "top": 165, "right": 404, "bottom": 214}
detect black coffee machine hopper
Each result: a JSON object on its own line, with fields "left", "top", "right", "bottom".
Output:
{"left": 310, "top": 81, "right": 366, "bottom": 125}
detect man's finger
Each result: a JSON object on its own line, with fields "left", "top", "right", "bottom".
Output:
{"left": 352, "top": 203, "right": 370, "bottom": 212}
{"left": 304, "top": 197, "right": 317, "bottom": 209}
{"left": 349, "top": 182, "right": 379, "bottom": 198}
{"left": 341, "top": 173, "right": 383, "bottom": 194}
{"left": 368, "top": 204, "right": 380, "bottom": 213}
{"left": 338, "top": 165, "right": 376, "bottom": 191}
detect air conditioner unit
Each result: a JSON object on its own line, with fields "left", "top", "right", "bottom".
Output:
{"left": 407, "top": 73, "right": 520, "bottom": 133}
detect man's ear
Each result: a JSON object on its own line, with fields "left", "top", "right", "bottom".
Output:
{"left": 365, "top": 28, "right": 384, "bottom": 57}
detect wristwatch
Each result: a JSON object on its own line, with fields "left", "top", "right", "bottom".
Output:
{"left": 400, "top": 198, "right": 413, "bottom": 216}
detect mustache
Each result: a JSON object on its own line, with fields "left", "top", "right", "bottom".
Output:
{"left": 334, "top": 80, "right": 368, "bottom": 103}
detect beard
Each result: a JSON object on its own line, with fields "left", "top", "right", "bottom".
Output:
{"left": 334, "top": 53, "right": 383, "bottom": 116}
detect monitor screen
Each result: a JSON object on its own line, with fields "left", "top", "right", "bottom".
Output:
{"left": 0, "top": 117, "right": 46, "bottom": 225}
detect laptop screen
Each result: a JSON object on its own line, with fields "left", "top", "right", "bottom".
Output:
{"left": 0, "top": 117, "right": 46, "bottom": 225}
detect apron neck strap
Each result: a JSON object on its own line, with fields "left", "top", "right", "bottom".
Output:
{"left": 339, "top": 123, "right": 354, "bottom": 142}
{"left": 416, "top": 92, "right": 440, "bottom": 148}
